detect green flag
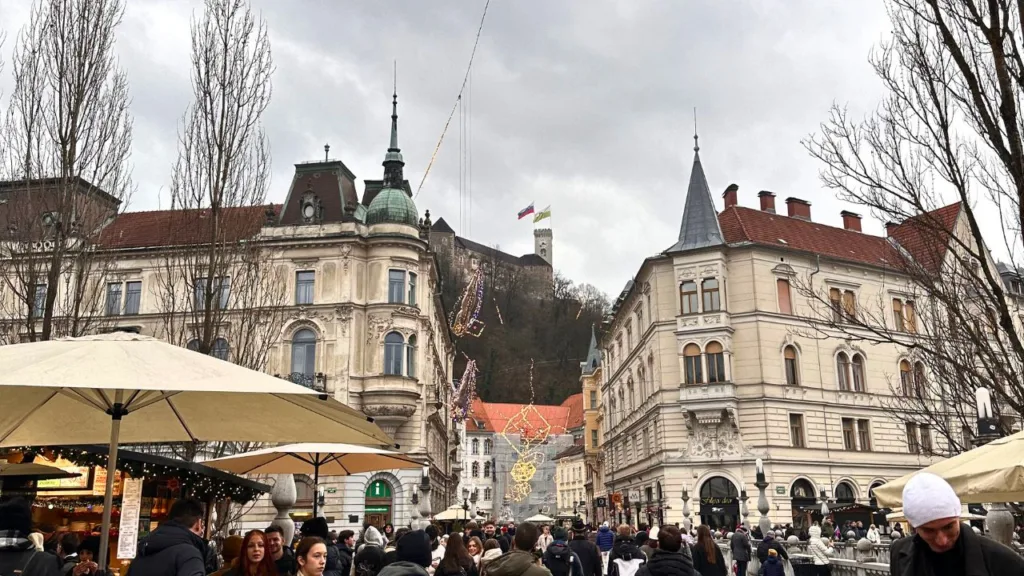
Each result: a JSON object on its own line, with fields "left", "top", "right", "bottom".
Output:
{"left": 533, "top": 205, "right": 551, "bottom": 223}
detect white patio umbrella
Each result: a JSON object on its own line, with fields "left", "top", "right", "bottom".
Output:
{"left": 524, "top": 512, "right": 555, "bottom": 523}
{"left": 0, "top": 332, "right": 394, "bottom": 568}
{"left": 434, "top": 504, "right": 476, "bottom": 521}
{"left": 204, "top": 443, "right": 424, "bottom": 517}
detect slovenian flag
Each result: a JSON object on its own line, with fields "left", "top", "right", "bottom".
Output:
{"left": 517, "top": 202, "right": 535, "bottom": 220}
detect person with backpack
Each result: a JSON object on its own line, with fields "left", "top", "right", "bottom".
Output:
{"left": 636, "top": 526, "right": 693, "bottom": 576}
{"left": 542, "top": 528, "right": 582, "bottom": 576}
{"left": 607, "top": 526, "right": 645, "bottom": 576}
{"left": 354, "top": 526, "right": 387, "bottom": 576}
{"left": 0, "top": 498, "right": 60, "bottom": 576}
{"left": 567, "top": 521, "right": 601, "bottom": 576}
{"left": 757, "top": 550, "right": 783, "bottom": 576}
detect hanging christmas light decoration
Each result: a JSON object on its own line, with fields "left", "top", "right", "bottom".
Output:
{"left": 496, "top": 360, "right": 550, "bottom": 501}
{"left": 450, "top": 357, "right": 478, "bottom": 424}
{"left": 451, "top": 265, "right": 486, "bottom": 337}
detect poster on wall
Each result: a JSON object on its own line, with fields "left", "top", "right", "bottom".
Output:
{"left": 117, "top": 478, "right": 144, "bottom": 560}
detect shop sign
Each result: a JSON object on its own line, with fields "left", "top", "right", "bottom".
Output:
{"left": 117, "top": 478, "right": 144, "bottom": 560}
{"left": 326, "top": 488, "right": 337, "bottom": 494}
{"left": 699, "top": 497, "right": 737, "bottom": 506}
{"left": 776, "top": 486, "right": 786, "bottom": 495}
{"left": 596, "top": 497, "right": 607, "bottom": 507}
{"left": 365, "top": 506, "right": 390, "bottom": 513}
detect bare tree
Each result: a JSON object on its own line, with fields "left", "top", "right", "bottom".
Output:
{"left": 801, "top": 0, "right": 1024, "bottom": 453}
{"left": 0, "top": 0, "right": 132, "bottom": 342}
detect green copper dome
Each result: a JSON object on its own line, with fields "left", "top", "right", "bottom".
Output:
{"left": 366, "top": 187, "right": 418, "bottom": 226}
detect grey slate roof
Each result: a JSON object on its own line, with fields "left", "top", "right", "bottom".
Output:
{"left": 667, "top": 148, "right": 724, "bottom": 252}
{"left": 582, "top": 324, "right": 601, "bottom": 375}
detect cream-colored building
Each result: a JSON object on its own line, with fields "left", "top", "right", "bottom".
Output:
{"left": 599, "top": 140, "right": 966, "bottom": 531}
{"left": 555, "top": 444, "right": 586, "bottom": 522}
{"left": 0, "top": 95, "right": 456, "bottom": 531}
{"left": 580, "top": 328, "right": 606, "bottom": 523}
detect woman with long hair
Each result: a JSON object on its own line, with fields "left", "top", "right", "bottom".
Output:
{"left": 436, "top": 532, "right": 478, "bottom": 576}
{"left": 479, "top": 539, "right": 501, "bottom": 574}
{"left": 226, "top": 530, "right": 278, "bottom": 576}
{"left": 466, "top": 537, "right": 483, "bottom": 565}
{"left": 296, "top": 536, "right": 328, "bottom": 576}
{"left": 691, "top": 526, "right": 725, "bottom": 576}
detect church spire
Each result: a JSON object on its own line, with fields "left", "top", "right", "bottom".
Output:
{"left": 382, "top": 67, "right": 405, "bottom": 191}
{"left": 667, "top": 133, "right": 725, "bottom": 253}
{"left": 583, "top": 324, "right": 602, "bottom": 375}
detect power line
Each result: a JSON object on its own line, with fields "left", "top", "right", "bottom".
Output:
{"left": 415, "top": 0, "right": 492, "bottom": 199}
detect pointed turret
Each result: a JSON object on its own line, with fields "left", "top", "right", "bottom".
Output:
{"left": 582, "top": 324, "right": 602, "bottom": 375}
{"left": 382, "top": 90, "right": 405, "bottom": 191}
{"left": 667, "top": 134, "right": 724, "bottom": 252}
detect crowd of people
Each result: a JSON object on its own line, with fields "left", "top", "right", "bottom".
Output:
{"left": 3, "top": 474, "right": 1024, "bottom": 576}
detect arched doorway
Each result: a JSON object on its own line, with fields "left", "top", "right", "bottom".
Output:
{"left": 790, "top": 479, "right": 817, "bottom": 532}
{"left": 699, "top": 476, "right": 739, "bottom": 530}
{"left": 365, "top": 479, "right": 394, "bottom": 528}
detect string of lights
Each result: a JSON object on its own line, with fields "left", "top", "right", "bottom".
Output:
{"left": 451, "top": 265, "right": 485, "bottom": 337}
{"left": 451, "top": 357, "right": 478, "bottom": 424}
{"left": 22, "top": 447, "right": 265, "bottom": 504}
{"left": 496, "top": 360, "right": 550, "bottom": 502}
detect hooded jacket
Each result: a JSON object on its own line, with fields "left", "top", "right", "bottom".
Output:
{"left": 125, "top": 521, "right": 207, "bottom": 576}
{"left": 608, "top": 537, "right": 646, "bottom": 576}
{"left": 480, "top": 549, "right": 549, "bottom": 576}
{"left": 636, "top": 549, "right": 694, "bottom": 576}
{"left": 568, "top": 533, "right": 601, "bottom": 576}
{"left": 595, "top": 527, "right": 614, "bottom": 552}
{"left": 890, "top": 522, "right": 1024, "bottom": 576}
{"left": 479, "top": 548, "right": 503, "bottom": 574}
{"left": 0, "top": 531, "right": 60, "bottom": 576}
{"left": 754, "top": 537, "right": 787, "bottom": 564}
{"left": 355, "top": 527, "right": 387, "bottom": 576}
{"left": 866, "top": 527, "right": 880, "bottom": 545}
{"left": 378, "top": 560, "right": 432, "bottom": 576}
{"left": 806, "top": 526, "right": 832, "bottom": 566}
{"left": 758, "top": 556, "right": 784, "bottom": 576}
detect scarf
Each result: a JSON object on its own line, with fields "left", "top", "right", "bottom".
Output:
{"left": 0, "top": 530, "right": 34, "bottom": 551}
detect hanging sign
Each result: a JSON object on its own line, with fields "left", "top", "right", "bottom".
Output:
{"left": 117, "top": 478, "right": 145, "bottom": 560}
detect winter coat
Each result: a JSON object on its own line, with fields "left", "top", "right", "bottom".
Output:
{"left": 479, "top": 548, "right": 503, "bottom": 574}
{"left": 890, "top": 524, "right": 1024, "bottom": 576}
{"left": 636, "top": 549, "right": 695, "bottom": 576}
{"left": 608, "top": 539, "right": 646, "bottom": 576}
{"left": 340, "top": 544, "right": 355, "bottom": 576}
{"left": 596, "top": 527, "right": 615, "bottom": 552}
{"left": 543, "top": 541, "right": 583, "bottom": 576}
{"left": 125, "top": 520, "right": 207, "bottom": 576}
{"left": 436, "top": 557, "right": 478, "bottom": 576}
{"left": 377, "top": 560, "right": 432, "bottom": 576}
{"left": 569, "top": 535, "right": 602, "bottom": 576}
{"left": 690, "top": 544, "right": 725, "bottom": 576}
{"left": 0, "top": 533, "right": 60, "bottom": 576}
{"left": 866, "top": 528, "right": 880, "bottom": 545}
{"left": 537, "top": 534, "right": 554, "bottom": 552}
{"left": 757, "top": 557, "right": 783, "bottom": 576}
{"left": 274, "top": 547, "right": 297, "bottom": 576}
{"left": 729, "top": 532, "right": 751, "bottom": 562}
{"left": 806, "top": 526, "right": 832, "bottom": 566}
{"left": 479, "top": 550, "right": 548, "bottom": 576}
{"left": 754, "top": 539, "right": 787, "bottom": 564}
{"left": 355, "top": 544, "right": 387, "bottom": 576}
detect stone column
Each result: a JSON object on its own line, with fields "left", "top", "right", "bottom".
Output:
{"left": 739, "top": 488, "right": 750, "bottom": 530}
{"left": 681, "top": 487, "right": 692, "bottom": 533}
{"left": 413, "top": 467, "right": 433, "bottom": 530}
{"left": 754, "top": 459, "right": 771, "bottom": 535}
{"left": 270, "top": 474, "right": 297, "bottom": 544}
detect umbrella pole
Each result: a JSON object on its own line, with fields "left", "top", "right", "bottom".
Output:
{"left": 313, "top": 454, "right": 320, "bottom": 518}
{"left": 99, "top": 390, "right": 125, "bottom": 572}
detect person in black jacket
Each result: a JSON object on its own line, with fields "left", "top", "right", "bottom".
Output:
{"left": 482, "top": 522, "right": 509, "bottom": 554}
{"left": 754, "top": 533, "right": 787, "bottom": 564}
{"left": 266, "top": 526, "right": 296, "bottom": 576}
{"left": 0, "top": 498, "right": 60, "bottom": 576}
{"left": 637, "top": 526, "right": 693, "bottom": 576}
{"left": 338, "top": 530, "right": 356, "bottom": 576}
{"left": 126, "top": 498, "right": 208, "bottom": 576}
{"left": 301, "top": 517, "right": 345, "bottom": 576}
{"left": 567, "top": 521, "right": 601, "bottom": 576}
{"left": 690, "top": 526, "right": 724, "bottom": 576}
{"left": 608, "top": 526, "right": 645, "bottom": 576}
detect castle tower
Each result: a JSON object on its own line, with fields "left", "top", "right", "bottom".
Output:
{"left": 534, "top": 228, "right": 553, "bottom": 266}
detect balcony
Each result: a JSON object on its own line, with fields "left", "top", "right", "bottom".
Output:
{"left": 679, "top": 381, "right": 737, "bottom": 421}
{"left": 361, "top": 374, "right": 421, "bottom": 436}
{"left": 278, "top": 372, "right": 327, "bottom": 393}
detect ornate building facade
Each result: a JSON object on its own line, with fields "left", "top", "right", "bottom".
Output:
{"left": 0, "top": 94, "right": 457, "bottom": 531}
{"left": 598, "top": 139, "right": 973, "bottom": 531}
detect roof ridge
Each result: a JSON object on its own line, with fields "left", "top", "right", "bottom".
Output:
{"left": 115, "top": 204, "right": 281, "bottom": 217}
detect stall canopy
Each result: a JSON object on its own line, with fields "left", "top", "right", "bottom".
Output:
{"left": 874, "top": 428, "right": 1024, "bottom": 507}
{"left": 0, "top": 462, "right": 80, "bottom": 480}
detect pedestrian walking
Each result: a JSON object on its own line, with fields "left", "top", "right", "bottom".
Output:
{"left": 355, "top": 526, "right": 387, "bottom": 576}
{"left": 754, "top": 533, "right": 787, "bottom": 564}
{"left": 607, "top": 526, "right": 645, "bottom": 576}
{"left": 126, "top": 497, "right": 209, "bottom": 576}
{"left": 890, "top": 472, "right": 1024, "bottom": 576}
{"left": 757, "top": 550, "right": 783, "bottom": 576}
{"left": 477, "top": 523, "right": 548, "bottom": 576}
{"left": 377, "top": 530, "right": 433, "bottom": 576}
{"left": 220, "top": 530, "right": 276, "bottom": 576}
{"left": 635, "top": 526, "right": 693, "bottom": 576}
{"left": 567, "top": 520, "right": 602, "bottom": 576}
{"left": 691, "top": 526, "right": 725, "bottom": 576}
{"left": 542, "top": 527, "right": 582, "bottom": 576}
{"left": 302, "top": 517, "right": 346, "bottom": 576}
{"left": 479, "top": 540, "right": 502, "bottom": 574}
{"left": 436, "top": 532, "right": 478, "bottom": 576}
{"left": 596, "top": 522, "right": 614, "bottom": 575}
{"left": 729, "top": 526, "right": 751, "bottom": 576}
{"left": 537, "top": 526, "right": 554, "bottom": 553}
{"left": 266, "top": 526, "right": 296, "bottom": 575}
{"left": 806, "top": 525, "right": 833, "bottom": 567}
{"left": 296, "top": 537, "right": 328, "bottom": 576}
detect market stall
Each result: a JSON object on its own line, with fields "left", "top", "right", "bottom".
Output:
{"left": 8, "top": 446, "right": 269, "bottom": 575}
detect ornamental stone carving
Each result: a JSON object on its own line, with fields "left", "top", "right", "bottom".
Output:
{"left": 703, "top": 315, "right": 721, "bottom": 325}
{"left": 681, "top": 408, "right": 751, "bottom": 460}
{"left": 335, "top": 305, "right": 353, "bottom": 337}
{"left": 678, "top": 267, "right": 697, "bottom": 281}
{"left": 367, "top": 314, "right": 394, "bottom": 344}
{"left": 340, "top": 244, "right": 353, "bottom": 271}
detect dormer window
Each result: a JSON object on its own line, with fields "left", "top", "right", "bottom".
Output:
{"left": 300, "top": 185, "right": 321, "bottom": 224}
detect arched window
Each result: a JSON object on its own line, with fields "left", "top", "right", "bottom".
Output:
{"left": 618, "top": 389, "right": 626, "bottom": 421}
{"left": 851, "top": 354, "right": 865, "bottom": 392}
{"left": 294, "top": 474, "right": 315, "bottom": 509}
{"left": 868, "top": 482, "right": 884, "bottom": 508}
{"left": 484, "top": 461, "right": 491, "bottom": 477}
{"left": 384, "top": 332, "right": 404, "bottom": 375}
{"left": 836, "top": 352, "right": 851, "bottom": 391}
{"left": 627, "top": 378, "right": 635, "bottom": 411}
{"left": 484, "top": 438, "right": 493, "bottom": 455}
{"left": 699, "top": 476, "right": 739, "bottom": 530}
{"left": 471, "top": 462, "right": 479, "bottom": 477}
{"left": 406, "top": 335, "right": 417, "bottom": 378}
{"left": 790, "top": 479, "right": 815, "bottom": 500}
{"left": 706, "top": 341, "right": 725, "bottom": 383}
{"left": 834, "top": 481, "right": 856, "bottom": 503}
{"left": 186, "top": 340, "right": 200, "bottom": 352}
{"left": 684, "top": 344, "right": 702, "bottom": 384}
{"left": 680, "top": 281, "right": 698, "bottom": 314}
{"left": 291, "top": 329, "right": 317, "bottom": 377}
{"left": 899, "top": 360, "right": 913, "bottom": 396}
{"left": 471, "top": 438, "right": 479, "bottom": 455}
{"left": 637, "top": 365, "right": 647, "bottom": 399}
{"left": 702, "top": 278, "right": 721, "bottom": 312}
{"left": 784, "top": 346, "right": 799, "bottom": 385}
{"left": 212, "top": 338, "right": 229, "bottom": 361}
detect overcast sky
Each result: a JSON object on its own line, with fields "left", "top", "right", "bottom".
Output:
{"left": 0, "top": 0, "right": 899, "bottom": 296}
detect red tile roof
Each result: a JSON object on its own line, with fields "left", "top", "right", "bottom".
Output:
{"left": 560, "top": 393, "right": 585, "bottom": 431}
{"left": 467, "top": 398, "right": 577, "bottom": 438}
{"left": 888, "top": 203, "right": 962, "bottom": 273}
{"left": 97, "top": 205, "right": 280, "bottom": 249}
{"left": 718, "top": 204, "right": 961, "bottom": 271}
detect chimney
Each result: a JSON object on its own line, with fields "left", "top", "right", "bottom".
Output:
{"left": 722, "top": 184, "right": 739, "bottom": 209}
{"left": 886, "top": 221, "right": 899, "bottom": 236}
{"left": 786, "top": 197, "right": 812, "bottom": 220}
{"left": 841, "top": 210, "right": 862, "bottom": 232}
{"left": 758, "top": 191, "right": 776, "bottom": 213}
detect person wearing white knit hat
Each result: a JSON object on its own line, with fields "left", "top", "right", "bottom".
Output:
{"left": 889, "top": 472, "right": 1024, "bottom": 576}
